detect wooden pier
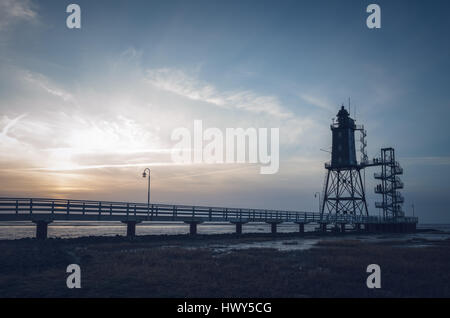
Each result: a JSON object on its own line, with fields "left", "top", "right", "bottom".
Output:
{"left": 0, "top": 197, "right": 418, "bottom": 239}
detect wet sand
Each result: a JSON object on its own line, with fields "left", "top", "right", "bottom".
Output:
{"left": 0, "top": 230, "right": 449, "bottom": 297}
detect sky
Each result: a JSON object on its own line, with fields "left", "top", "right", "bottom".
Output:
{"left": 0, "top": 0, "right": 449, "bottom": 223}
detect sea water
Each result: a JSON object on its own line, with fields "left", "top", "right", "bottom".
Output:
{"left": 0, "top": 221, "right": 319, "bottom": 240}
{"left": 0, "top": 222, "right": 449, "bottom": 246}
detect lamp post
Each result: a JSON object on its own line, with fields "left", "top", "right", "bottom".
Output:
{"left": 142, "top": 168, "right": 151, "bottom": 211}
{"left": 411, "top": 203, "right": 415, "bottom": 217}
{"left": 314, "top": 192, "right": 321, "bottom": 213}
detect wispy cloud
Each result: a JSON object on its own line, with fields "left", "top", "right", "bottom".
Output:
{"left": 146, "top": 68, "right": 292, "bottom": 118}
{"left": 0, "top": 58, "right": 323, "bottom": 203}
{"left": 27, "top": 161, "right": 184, "bottom": 172}
{"left": 299, "top": 93, "right": 334, "bottom": 111}
{"left": 23, "top": 71, "right": 74, "bottom": 102}
{"left": 0, "top": 0, "right": 37, "bottom": 30}
{"left": 0, "top": 110, "right": 165, "bottom": 171}
{"left": 0, "top": 64, "right": 322, "bottom": 175}
{"left": 0, "top": 113, "right": 27, "bottom": 137}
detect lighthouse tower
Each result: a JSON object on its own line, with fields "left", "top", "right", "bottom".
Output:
{"left": 321, "top": 106, "right": 369, "bottom": 217}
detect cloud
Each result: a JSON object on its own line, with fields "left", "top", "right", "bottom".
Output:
{"left": 0, "top": 64, "right": 322, "bottom": 175}
{"left": 299, "top": 93, "right": 334, "bottom": 111}
{"left": 23, "top": 71, "right": 74, "bottom": 102}
{"left": 144, "top": 68, "right": 322, "bottom": 148}
{"left": 0, "top": 0, "right": 37, "bottom": 30}
{"left": 0, "top": 113, "right": 27, "bottom": 137}
{"left": 0, "top": 79, "right": 168, "bottom": 172}
{"left": 146, "top": 68, "right": 292, "bottom": 118}
{"left": 28, "top": 161, "right": 183, "bottom": 172}
{"left": 0, "top": 58, "right": 325, "bottom": 203}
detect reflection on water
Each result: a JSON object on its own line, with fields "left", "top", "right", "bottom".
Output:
{"left": 0, "top": 222, "right": 449, "bottom": 252}
{"left": 206, "top": 230, "right": 450, "bottom": 252}
{"left": 0, "top": 221, "right": 317, "bottom": 240}
{"left": 208, "top": 239, "right": 321, "bottom": 252}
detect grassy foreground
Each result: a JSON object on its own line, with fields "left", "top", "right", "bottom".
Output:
{"left": 0, "top": 233, "right": 449, "bottom": 297}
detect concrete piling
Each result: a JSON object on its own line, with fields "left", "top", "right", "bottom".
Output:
{"left": 189, "top": 222, "right": 197, "bottom": 235}
{"left": 185, "top": 221, "right": 202, "bottom": 235}
{"left": 231, "top": 222, "right": 247, "bottom": 235}
{"left": 271, "top": 223, "right": 277, "bottom": 234}
{"left": 296, "top": 223, "right": 305, "bottom": 233}
{"left": 266, "top": 222, "right": 281, "bottom": 234}
{"left": 122, "top": 221, "right": 141, "bottom": 238}
{"left": 33, "top": 220, "right": 52, "bottom": 240}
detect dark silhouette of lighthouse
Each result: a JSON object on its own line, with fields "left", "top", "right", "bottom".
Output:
{"left": 321, "top": 106, "right": 369, "bottom": 217}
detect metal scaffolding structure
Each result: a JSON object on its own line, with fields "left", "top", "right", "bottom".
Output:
{"left": 374, "top": 148, "right": 405, "bottom": 218}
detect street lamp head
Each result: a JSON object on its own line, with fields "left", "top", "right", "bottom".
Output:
{"left": 142, "top": 172, "right": 147, "bottom": 178}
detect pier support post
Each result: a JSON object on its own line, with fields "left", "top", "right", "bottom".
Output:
{"left": 340, "top": 223, "right": 346, "bottom": 233}
{"left": 122, "top": 221, "right": 141, "bottom": 238}
{"left": 355, "top": 223, "right": 361, "bottom": 232}
{"left": 231, "top": 222, "right": 246, "bottom": 235}
{"left": 190, "top": 222, "right": 197, "bottom": 235}
{"left": 33, "top": 220, "right": 52, "bottom": 240}
{"left": 296, "top": 223, "right": 305, "bottom": 234}
{"left": 267, "top": 222, "right": 281, "bottom": 234}
{"left": 271, "top": 223, "right": 277, "bottom": 234}
{"left": 320, "top": 223, "right": 327, "bottom": 233}
{"left": 185, "top": 221, "right": 202, "bottom": 235}
{"left": 236, "top": 222, "right": 242, "bottom": 234}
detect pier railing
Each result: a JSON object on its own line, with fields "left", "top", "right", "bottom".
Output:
{"left": 0, "top": 197, "right": 418, "bottom": 224}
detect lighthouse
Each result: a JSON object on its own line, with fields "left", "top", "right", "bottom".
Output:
{"left": 331, "top": 106, "right": 357, "bottom": 168}
{"left": 321, "top": 106, "right": 369, "bottom": 217}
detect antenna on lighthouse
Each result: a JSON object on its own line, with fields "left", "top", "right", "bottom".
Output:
{"left": 348, "top": 97, "right": 351, "bottom": 117}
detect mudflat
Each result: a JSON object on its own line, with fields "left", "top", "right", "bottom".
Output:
{"left": 0, "top": 232, "right": 449, "bottom": 297}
